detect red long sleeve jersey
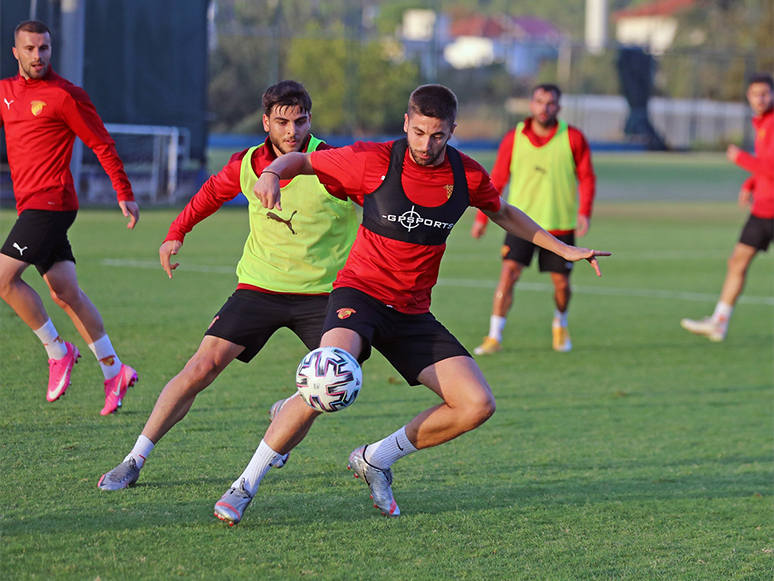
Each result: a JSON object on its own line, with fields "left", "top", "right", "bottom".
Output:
{"left": 475, "top": 118, "right": 596, "bottom": 234}
{"left": 311, "top": 141, "right": 502, "bottom": 313}
{"left": 0, "top": 69, "right": 133, "bottom": 213}
{"left": 736, "top": 108, "right": 774, "bottom": 219}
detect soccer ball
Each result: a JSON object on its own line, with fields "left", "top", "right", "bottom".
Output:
{"left": 296, "top": 346, "right": 362, "bottom": 413}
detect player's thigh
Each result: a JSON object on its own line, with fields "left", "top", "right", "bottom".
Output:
{"left": 0, "top": 252, "right": 31, "bottom": 287}
{"left": 417, "top": 355, "right": 495, "bottom": 411}
{"left": 41, "top": 259, "right": 80, "bottom": 298}
{"left": 322, "top": 287, "right": 387, "bottom": 364}
{"left": 538, "top": 232, "right": 575, "bottom": 274}
{"left": 1, "top": 210, "right": 77, "bottom": 274}
{"left": 376, "top": 312, "right": 470, "bottom": 386}
{"left": 502, "top": 233, "right": 535, "bottom": 266}
{"left": 320, "top": 327, "right": 364, "bottom": 359}
{"left": 204, "top": 290, "right": 290, "bottom": 363}
{"left": 728, "top": 242, "right": 758, "bottom": 270}
{"left": 286, "top": 294, "right": 329, "bottom": 350}
{"left": 187, "top": 335, "right": 245, "bottom": 373}
{"left": 738, "top": 215, "right": 773, "bottom": 253}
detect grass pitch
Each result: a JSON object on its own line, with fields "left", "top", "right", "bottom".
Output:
{"left": 1, "top": 153, "right": 772, "bottom": 580}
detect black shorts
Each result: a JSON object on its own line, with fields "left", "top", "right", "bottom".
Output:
{"left": 501, "top": 232, "right": 575, "bottom": 275}
{"left": 204, "top": 289, "right": 329, "bottom": 363}
{"left": 1, "top": 210, "right": 77, "bottom": 275}
{"left": 739, "top": 215, "right": 774, "bottom": 251}
{"left": 323, "top": 287, "right": 471, "bottom": 386}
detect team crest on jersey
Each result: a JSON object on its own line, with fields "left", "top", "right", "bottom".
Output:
{"left": 444, "top": 184, "right": 454, "bottom": 199}
{"left": 337, "top": 308, "right": 356, "bottom": 320}
{"left": 31, "top": 101, "right": 46, "bottom": 116}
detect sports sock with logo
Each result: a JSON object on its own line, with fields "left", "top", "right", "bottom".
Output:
{"left": 364, "top": 426, "right": 418, "bottom": 470}
{"left": 88, "top": 334, "right": 122, "bottom": 380}
{"left": 488, "top": 315, "right": 507, "bottom": 342}
{"left": 34, "top": 318, "right": 68, "bottom": 360}
{"left": 124, "top": 435, "right": 155, "bottom": 469}
{"left": 233, "top": 439, "right": 283, "bottom": 496}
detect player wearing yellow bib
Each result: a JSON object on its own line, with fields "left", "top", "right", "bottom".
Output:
{"left": 97, "top": 81, "right": 358, "bottom": 491}
{"left": 471, "top": 84, "right": 596, "bottom": 353}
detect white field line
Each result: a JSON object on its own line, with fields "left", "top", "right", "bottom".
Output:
{"left": 435, "top": 279, "right": 773, "bottom": 306}
{"left": 443, "top": 251, "right": 774, "bottom": 262}
{"left": 101, "top": 259, "right": 236, "bottom": 274}
{"left": 102, "top": 258, "right": 773, "bottom": 306}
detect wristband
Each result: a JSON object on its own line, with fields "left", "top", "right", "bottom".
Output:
{"left": 262, "top": 170, "right": 281, "bottom": 179}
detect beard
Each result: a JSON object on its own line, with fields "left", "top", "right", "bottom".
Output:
{"left": 23, "top": 61, "right": 49, "bottom": 79}
{"left": 409, "top": 146, "right": 443, "bottom": 167}
{"left": 269, "top": 134, "right": 306, "bottom": 156}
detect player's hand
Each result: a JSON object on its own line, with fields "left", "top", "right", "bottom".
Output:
{"left": 159, "top": 240, "right": 183, "bottom": 279}
{"left": 253, "top": 171, "right": 282, "bottom": 211}
{"left": 470, "top": 221, "right": 487, "bottom": 239}
{"left": 563, "top": 246, "right": 611, "bottom": 277}
{"left": 738, "top": 187, "right": 753, "bottom": 209}
{"left": 576, "top": 215, "right": 590, "bottom": 237}
{"left": 726, "top": 144, "right": 741, "bottom": 163}
{"left": 119, "top": 200, "right": 140, "bottom": 229}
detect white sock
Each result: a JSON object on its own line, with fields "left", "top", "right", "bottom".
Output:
{"left": 364, "top": 426, "right": 419, "bottom": 470}
{"left": 34, "top": 319, "right": 68, "bottom": 360}
{"left": 88, "top": 335, "right": 122, "bottom": 380}
{"left": 553, "top": 309, "right": 568, "bottom": 327}
{"left": 487, "top": 315, "right": 507, "bottom": 342}
{"left": 712, "top": 301, "right": 733, "bottom": 325}
{"left": 124, "top": 435, "right": 154, "bottom": 469}
{"left": 233, "top": 439, "right": 282, "bottom": 496}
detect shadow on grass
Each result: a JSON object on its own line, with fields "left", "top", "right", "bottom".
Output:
{"left": 3, "top": 459, "right": 770, "bottom": 534}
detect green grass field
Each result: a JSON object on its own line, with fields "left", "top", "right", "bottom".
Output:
{"left": 1, "top": 153, "right": 772, "bottom": 580}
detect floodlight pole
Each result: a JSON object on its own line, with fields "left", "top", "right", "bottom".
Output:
{"left": 60, "top": 0, "right": 86, "bottom": 199}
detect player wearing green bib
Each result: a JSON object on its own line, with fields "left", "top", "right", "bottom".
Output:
{"left": 471, "top": 84, "right": 596, "bottom": 353}
{"left": 97, "top": 81, "right": 358, "bottom": 491}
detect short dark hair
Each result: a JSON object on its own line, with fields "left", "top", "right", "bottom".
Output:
{"left": 531, "top": 83, "right": 562, "bottom": 100}
{"left": 15, "top": 20, "right": 51, "bottom": 41}
{"left": 408, "top": 84, "right": 458, "bottom": 125}
{"left": 748, "top": 73, "right": 774, "bottom": 90}
{"left": 262, "top": 80, "right": 312, "bottom": 117}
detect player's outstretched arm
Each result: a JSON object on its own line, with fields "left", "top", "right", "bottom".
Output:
{"left": 483, "top": 200, "right": 610, "bottom": 276}
{"left": 119, "top": 200, "right": 140, "bottom": 230}
{"left": 159, "top": 240, "right": 183, "bottom": 279}
{"left": 253, "top": 152, "right": 315, "bottom": 210}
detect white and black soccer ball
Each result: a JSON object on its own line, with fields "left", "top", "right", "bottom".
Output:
{"left": 296, "top": 346, "right": 362, "bottom": 413}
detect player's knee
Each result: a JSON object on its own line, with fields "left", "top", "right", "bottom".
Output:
{"left": 183, "top": 355, "right": 223, "bottom": 386}
{"left": 0, "top": 269, "right": 22, "bottom": 300}
{"left": 502, "top": 262, "right": 521, "bottom": 284}
{"left": 0, "top": 279, "right": 12, "bottom": 301}
{"left": 49, "top": 285, "right": 82, "bottom": 309}
{"left": 727, "top": 253, "right": 750, "bottom": 274}
{"left": 552, "top": 273, "right": 570, "bottom": 292}
{"left": 462, "top": 389, "right": 496, "bottom": 428}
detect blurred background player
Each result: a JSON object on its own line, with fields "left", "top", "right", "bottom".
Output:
{"left": 470, "top": 83, "right": 596, "bottom": 354}
{"left": 681, "top": 73, "right": 774, "bottom": 342}
{"left": 212, "top": 84, "right": 609, "bottom": 525}
{"left": 97, "top": 81, "right": 358, "bottom": 491}
{"left": 0, "top": 21, "right": 139, "bottom": 415}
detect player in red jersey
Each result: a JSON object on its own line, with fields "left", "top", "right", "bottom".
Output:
{"left": 0, "top": 21, "right": 139, "bottom": 414}
{"left": 212, "top": 84, "right": 610, "bottom": 525}
{"left": 470, "top": 84, "right": 596, "bottom": 354}
{"left": 681, "top": 73, "right": 774, "bottom": 342}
